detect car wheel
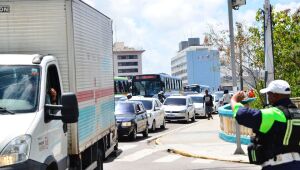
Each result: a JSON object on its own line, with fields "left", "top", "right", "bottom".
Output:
{"left": 185, "top": 113, "right": 189, "bottom": 124}
{"left": 143, "top": 125, "right": 149, "bottom": 137}
{"left": 129, "top": 127, "right": 137, "bottom": 141}
{"left": 160, "top": 118, "right": 166, "bottom": 129}
{"left": 191, "top": 113, "right": 196, "bottom": 122}
{"left": 151, "top": 120, "right": 156, "bottom": 132}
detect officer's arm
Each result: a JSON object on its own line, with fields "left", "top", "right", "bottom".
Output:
{"left": 231, "top": 92, "right": 262, "bottom": 131}
{"left": 233, "top": 104, "right": 262, "bottom": 131}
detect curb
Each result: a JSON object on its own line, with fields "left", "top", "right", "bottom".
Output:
{"left": 167, "top": 148, "right": 249, "bottom": 164}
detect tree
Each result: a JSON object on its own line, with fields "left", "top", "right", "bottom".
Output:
{"left": 250, "top": 8, "right": 300, "bottom": 97}
{"left": 206, "top": 7, "right": 300, "bottom": 106}
{"left": 205, "top": 23, "right": 265, "bottom": 91}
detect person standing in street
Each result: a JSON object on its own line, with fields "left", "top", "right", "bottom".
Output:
{"left": 158, "top": 91, "right": 166, "bottom": 104}
{"left": 203, "top": 90, "right": 213, "bottom": 120}
{"left": 222, "top": 89, "right": 231, "bottom": 105}
{"left": 231, "top": 80, "right": 300, "bottom": 170}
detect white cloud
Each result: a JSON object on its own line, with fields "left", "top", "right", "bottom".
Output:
{"left": 236, "top": 9, "right": 257, "bottom": 26}
{"left": 274, "top": 2, "right": 300, "bottom": 13}
{"left": 84, "top": 0, "right": 298, "bottom": 75}
{"left": 82, "top": 0, "right": 96, "bottom": 8}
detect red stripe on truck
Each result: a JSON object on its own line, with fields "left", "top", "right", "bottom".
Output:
{"left": 76, "top": 88, "right": 113, "bottom": 102}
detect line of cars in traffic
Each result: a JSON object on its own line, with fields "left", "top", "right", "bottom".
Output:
{"left": 114, "top": 91, "right": 227, "bottom": 141}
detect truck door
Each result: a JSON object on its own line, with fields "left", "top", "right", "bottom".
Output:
{"left": 44, "top": 64, "right": 68, "bottom": 166}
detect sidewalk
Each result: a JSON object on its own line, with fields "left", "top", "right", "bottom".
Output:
{"left": 155, "top": 115, "right": 259, "bottom": 167}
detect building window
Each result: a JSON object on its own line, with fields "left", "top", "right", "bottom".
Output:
{"left": 118, "top": 68, "right": 138, "bottom": 73}
{"left": 117, "top": 55, "right": 138, "bottom": 60}
{"left": 118, "top": 62, "right": 138, "bottom": 66}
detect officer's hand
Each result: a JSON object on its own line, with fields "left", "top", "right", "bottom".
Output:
{"left": 232, "top": 91, "right": 246, "bottom": 103}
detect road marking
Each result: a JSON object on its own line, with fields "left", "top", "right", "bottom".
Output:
{"left": 192, "top": 158, "right": 214, "bottom": 164}
{"left": 146, "top": 121, "right": 202, "bottom": 143}
{"left": 116, "top": 149, "right": 157, "bottom": 162}
{"left": 153, "top": 154, "right": 181, "bottom": 162}
{"left": 119, "top": 144, "right": 137, "bottom": 151}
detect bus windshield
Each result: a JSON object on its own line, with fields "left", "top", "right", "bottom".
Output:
{"left": 0, "top": 66, "right": 40, "bottom": 113}
{"left": 133, "top": 80, "right": 161, "bottom": 97}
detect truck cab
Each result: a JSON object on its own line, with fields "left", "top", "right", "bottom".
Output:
{"left": 0, "top": 54, "right": 79, "bottom": 169}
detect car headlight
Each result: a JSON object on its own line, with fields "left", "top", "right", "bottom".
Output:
{"left": 121, "top": 122, "right": 132, "bottom": 127}
{"left": 0, "top": 135, "right": 31, "bottom": 167}
{"left": 179, "top": 110, "right": 187, "bottom": 113}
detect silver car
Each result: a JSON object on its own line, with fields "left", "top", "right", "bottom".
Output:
{"left": 162, "top": 96, "right": 195, "bottom": 123}
{"left": 188, "top": 94, "right": 206, "bottom": 117}
{"left": 130, "top": 96, "right": 166, "bottom": 131}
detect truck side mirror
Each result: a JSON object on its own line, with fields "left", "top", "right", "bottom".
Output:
{"left": 61, "top": 93, "right": 79, "bottom": 123}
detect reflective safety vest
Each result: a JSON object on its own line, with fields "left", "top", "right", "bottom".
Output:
{"left": 253, "top": 105, "right": 300, "bottom": 161}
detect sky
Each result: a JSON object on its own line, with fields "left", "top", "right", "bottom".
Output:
{"left": 83, "top": 0, "right": 300, "bottom": 75}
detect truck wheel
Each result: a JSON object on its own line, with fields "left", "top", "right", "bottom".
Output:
{"left": 160, "top": 118, "right": 166, "bottom": 129}
{"left": 129, "top": 127, "right": 137, "bottom": 141}
{"left": 95, "top": 150, "right": 103, "bottom": 170}
{"left": 143, "top": 125, "right": 149, "bottom": 137}
{"left": 151, "top": 120, "right": 156, "bottom": 132}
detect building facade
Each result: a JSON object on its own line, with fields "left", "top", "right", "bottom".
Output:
{"left": 113, "top": 42, "right": 144, "bottom": 77}
{"left": 171, "top": 38, "right": 220, "bottom": 91}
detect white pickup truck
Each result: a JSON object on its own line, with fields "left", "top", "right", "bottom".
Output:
{"left": 0, "top": 0, "right": 117, "bottom": 169}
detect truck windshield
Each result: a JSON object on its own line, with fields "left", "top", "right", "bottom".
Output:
{"left": 0, "top": 66, "right": 40, "bottom": 113}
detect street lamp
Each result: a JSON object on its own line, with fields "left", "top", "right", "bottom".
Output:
{"left": 227, "top": 0, "right": 246, "bottom": 155}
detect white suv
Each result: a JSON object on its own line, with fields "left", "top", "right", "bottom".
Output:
{"left": 162, "top": 96, "right": 195, "bottom": 123}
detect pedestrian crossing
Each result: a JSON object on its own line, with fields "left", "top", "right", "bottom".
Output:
{"left": 153, "top": 154, "right": 181, "bottom": 163}
{"left": 115, "top": 144, "right": 215, "bottom": 164}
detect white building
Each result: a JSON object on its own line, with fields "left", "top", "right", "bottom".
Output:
{"left": 113, "top": 42, "right": 144, "bottom": 77}
{"left": 171, "top": 38, "right": 220, "bottom": 91}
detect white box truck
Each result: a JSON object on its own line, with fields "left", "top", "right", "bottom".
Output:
{"left": 0, "top": 0, "right": 117, "bottom": 169}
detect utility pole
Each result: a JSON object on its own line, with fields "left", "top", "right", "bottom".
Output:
{"left": 264, "top": 0, "right": 274, "bottom": 87}
{"left": 228, "top": 0, "right": 237, "bottom": 92}
{"left": 227, "top": 0, "right": 245, "bottom": 155}
{"left": 237, "top": 23, "right": 243, "bottom": 91}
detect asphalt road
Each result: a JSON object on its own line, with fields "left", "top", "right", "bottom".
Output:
{"left": 104, "top": 117, "right": 260, "bottom": 170}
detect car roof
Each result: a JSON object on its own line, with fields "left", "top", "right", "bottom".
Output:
{"left": 187, "top": 94, "right": 204, "bottom": 97}
{"left": 118, "top": 101, "right": 143, "bottom": 105}
{"left": 214, "top": 91, "right": 224, "bottom": 94}
{"left": 130, "top": 96, "right": 154, "bottom": 101}
{"left": 167, "top": 96, "right": 189, "bottom": 99}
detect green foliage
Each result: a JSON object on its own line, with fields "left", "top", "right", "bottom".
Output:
{"left": 249, "top": 80, "right": 265, "bottom": 109}
{"left": 249, "top": 8, "right": 300, "bottom": 97}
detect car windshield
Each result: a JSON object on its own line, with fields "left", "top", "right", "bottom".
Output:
{"left": 214, "top": 92, "right": 224, "bottom": 101}
{"left": 164, "top": 98, "right": 186, "bottom": 106}
{"left": 190, "top": 96, "right": 203, "bottom": 103}
{"left": 115, "top": 103, "right": 135, "bottom": 114}
{"left": 0, "top": 65, "right": 40, "bottom": 113}
{"left": 115, "top": 96, "right": 126, "bottom": 102}
{"left": 131, "top": 100, "right": 152, "bottom": 110}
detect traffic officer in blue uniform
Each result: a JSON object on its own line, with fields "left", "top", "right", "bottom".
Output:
{"left": 231, "top": 80, "right": 300, "bottom": 170}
